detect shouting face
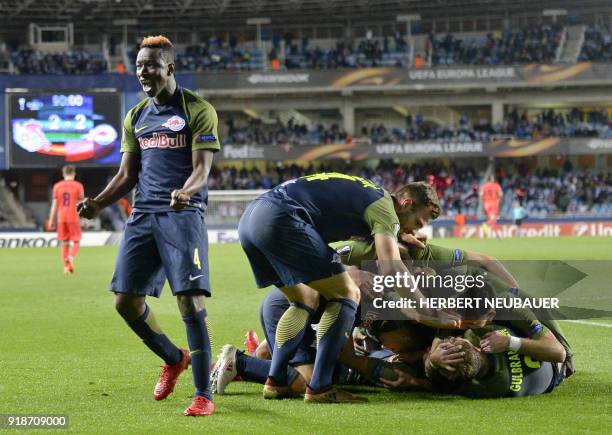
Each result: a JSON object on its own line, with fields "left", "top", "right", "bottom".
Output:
{"left": 136, "top": 47, "right": 174, "bottom": 99}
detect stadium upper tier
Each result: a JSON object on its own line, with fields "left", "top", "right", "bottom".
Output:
{"left": 4, "top": 24, "right": 612, "bottom": 74}
{"left": 579, "top": 25, "right": 612, "bottom": 62}
{"left": 429, "top": 25, "right": 563, "bottom": 66}
{"left": 221, "top": 107, "right": 612, "bottom": 147}
{"left": 9, "top": 49, "right": 107, "bottom": 74}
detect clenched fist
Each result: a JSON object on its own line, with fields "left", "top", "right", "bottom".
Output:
{"left": 77, "top": 198, "right": 101, "bottom": 219}
{"left": 170, "top": 189, "right": 190, "bottom": 210}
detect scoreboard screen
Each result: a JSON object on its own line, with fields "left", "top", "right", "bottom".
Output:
{"left": 8, "top": 92, "right": 122, "bottom": 167}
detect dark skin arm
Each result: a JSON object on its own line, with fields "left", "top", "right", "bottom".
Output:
{"left": 77, "top": 152, "right": 140, "bottom": 219}
{"left": 170, "top": 149, "right": 214, "bottom": 210}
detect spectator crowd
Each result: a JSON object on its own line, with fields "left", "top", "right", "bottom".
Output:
{"left": 206, "top": 161, "right": 611, "bottom": 219}
{"left": 428, "top": 25, "right": 563, "bottom": 66}
{"left": 220, "top": 107, "right": 612, "bottom": 147}
{"left": 501, "top": 107, "right": 612, "bottom": 139}
{"left": 5, "top": 23, "right": 612, "bottom": 74}
{"left": 579, "top": 25, "right": 612, "bottom": 62}
{"left": 10, "top": 49, "right": 107, "bottom": 74}
{"left": 222, "top": 118, "right": 349, "bottom": 146}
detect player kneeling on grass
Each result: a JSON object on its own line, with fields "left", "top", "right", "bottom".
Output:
{"left": 78, "top": 35, "right": 220, "bottom": 416}
{"left": 425, "top": 327, "right": 565, "bottom": 398}
{"left": 238, "top": 174, "right": 441, "bottom": 403}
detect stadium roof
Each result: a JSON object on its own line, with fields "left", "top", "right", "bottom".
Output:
{"left": 0, "top": 0, "right": 610, "bottom": 30}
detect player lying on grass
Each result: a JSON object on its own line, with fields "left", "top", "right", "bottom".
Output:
{"left": 238, "top": 174, "right": 442, "bottom": 403}
{"left": 213, "top": 234, "right": 573, "bottom": 394}
{"left": 424, "top": 327, "right": 565, "bottom": 398}
{"left": 212, "top": 283, "right": 569, "bottom": 398}
{"left": 336, "top": 238, "right": 574, "bottom": 376}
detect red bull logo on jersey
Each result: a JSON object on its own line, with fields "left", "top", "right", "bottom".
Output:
{"left": 162, "top": 115, "right": 186, "bottom": 132}
{"left": 138, "top": 132, "right": 187, "bottom": 150}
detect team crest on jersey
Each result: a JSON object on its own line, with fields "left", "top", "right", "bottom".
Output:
{"left": 162, "top": 115, "right": 186, "bottom": 132}
{"left": 336, "top": 245, "right": 351, "bottom": 255}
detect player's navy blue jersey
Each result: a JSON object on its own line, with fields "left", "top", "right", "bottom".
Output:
{"left": 121, "top": 87, "right": 220, "bottom": 212}
{"left": 260, "top": 173, "right": 400, "bottom": 243}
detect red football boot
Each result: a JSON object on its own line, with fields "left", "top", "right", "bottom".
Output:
{"left": 66, "top": 256, "right": 75, "bottom": 274}
{"left": 153, "top": 349, "right": 191, "bottom": 401}
{"left": 184, "top": 396, "right": 215, "bottom": 416}
{"left": 245, "top": 330, "right": 260, "bottom": 355}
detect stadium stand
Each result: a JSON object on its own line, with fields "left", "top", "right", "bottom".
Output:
{"left": 206, "top": 162, "right": 611, "bottom": 219}
{"left": 10, "top": 49, "right": 107, "bottom": 74}
{"left": 578, "top": 25, "right": 612, "bottom": 62}
{"left": 0, "top": 1, "right": 610, "bottom": 232}
{"left": 222, "top": 118, "right": 348, "bottom": 146}
{"left": 428, "top": 25, "right": 564, "bottom": 66}
{"left": 219, "top": 106, "right": 612, "bottom": 147}
{"left": 360, "top": 115, "right": 491, "bottom": 143}
{"left": 502, "top": 107, "right": 612, "bottom": 139}
{"left": 277, "top": 33, "right": 411, "bottom": 69}
{"left": 10, "top": 24, "right": 574, "bottom": 75}
{"left": 0, "top": 179, "right": 36, "bottom": 228}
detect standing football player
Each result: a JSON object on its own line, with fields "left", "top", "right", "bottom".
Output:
{"left": 48, "top": 165, "right": 84, "bottom": 275}
{"left": 78, "top": 35, "right": 219, "bottom": 416}
{"left": 480, "top": 174, "right": 503, "bottom": 236}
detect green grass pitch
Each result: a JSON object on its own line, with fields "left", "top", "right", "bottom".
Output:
{"left": 1, "top": 237, "right": 611, "bottom": 433}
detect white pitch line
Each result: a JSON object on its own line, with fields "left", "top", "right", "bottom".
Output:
{"left": 562, "top": 320, "right": 612, "bottom": 328}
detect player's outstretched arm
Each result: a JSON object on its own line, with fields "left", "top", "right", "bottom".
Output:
{"left": 170, "top": 149, "right": 214, "bottom": 210}
{"left": 480, "top": 329, "right": 566, "bottom": 363}
{"left": 466, "top": 250, "right": 519, "bottom": 288}
{"left": 375, "top": 233, "right": 460, "bottom": 328}
{"left": 78, "top": 152, "right": 140, "bottom": 219}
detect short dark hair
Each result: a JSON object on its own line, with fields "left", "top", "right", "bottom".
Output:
{"left": 140, "top": 35, "right": 175, "bottom": 63}
{"left": 394, "top": 182, "right": 441, "bottom": 219}
{"left": 62, "top": 165, "right": 75, "bottom": 176}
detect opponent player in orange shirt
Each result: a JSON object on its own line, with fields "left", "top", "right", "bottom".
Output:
{"left": 48, "top": 165, "right": 84, "bottom": 274}
{"left": 480, "top": 175, "right": 503, "bottom": 234}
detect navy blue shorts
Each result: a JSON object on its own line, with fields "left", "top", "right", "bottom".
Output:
{"left": 110, "top": 211, "right": 211, "bottom": 297}
{"left": 259, "top": 288, "right": 316, "bottom": 367}
{"left": 238, "top": 199, "right": 345, "bottom": 289}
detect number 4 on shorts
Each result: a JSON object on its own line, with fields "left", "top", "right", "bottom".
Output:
{"left": 193, "top": 248, "right": 202, "bottom": 270}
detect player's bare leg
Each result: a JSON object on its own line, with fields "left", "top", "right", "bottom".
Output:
{"left": 255, "top": 339, "right": 271, "bottom": 360}
{"left": 61, "top": 241, "right": 72, "bottom": 275}
{"left": 177, "top": 293, "right": 215, "bottom": 416}
{"left": 114, "top": 293, "right": 188, "bottom": 400}
{"left": 67, "top": 240, "right": 80, "bottom": 272}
